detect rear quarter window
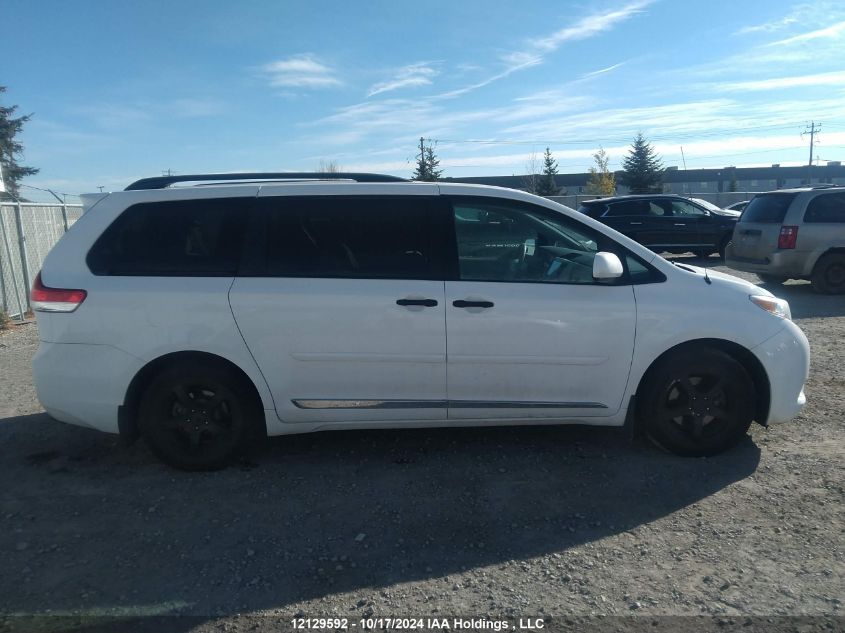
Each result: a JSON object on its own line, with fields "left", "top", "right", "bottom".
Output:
{"left": 803, "top": 192, "right": 845, "bottom": 223}
{"left": 87, "top": 198, "right": 250, "bottom": 276}
{"left": 739, "top": 193, "right": 797, "bottom": 224}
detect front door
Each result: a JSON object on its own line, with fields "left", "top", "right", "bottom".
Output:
{"left": 229, "top": 192, "right": 448, "bottom": 424}
{"left": 445, "top": 197, "right": 636, "bottom": 420}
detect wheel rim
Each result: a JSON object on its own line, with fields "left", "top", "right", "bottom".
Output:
{"left": 823, "top": 262, "right": 845, "bottom": 289}
{"left": 158, "top": 384, "right": 235, "bottom": 455}
{"left": 657, "top": 371, "right": 735, "bottom": 442}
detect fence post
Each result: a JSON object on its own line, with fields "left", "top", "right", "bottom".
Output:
{"left": 0, "top": 206, "right": 25, "bottom": 320}
{"left": 61, "top": 202, "right": 69, "bottom": 233}
{"left": 12, "top": 202, "right": 31, "bottom": 312}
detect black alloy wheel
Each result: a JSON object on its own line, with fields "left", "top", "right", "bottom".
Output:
{"left": 138, "top": 362, "right": 257, "bottom": 470}
{"left": 639, "top": 347, "right": 755, "bottom": 456}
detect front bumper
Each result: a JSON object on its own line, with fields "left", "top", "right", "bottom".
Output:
{"left": 751, "top": 319, "right": 810, "bottom": 424}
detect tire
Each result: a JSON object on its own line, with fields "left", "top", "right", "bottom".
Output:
{"left": 810, "top": 253, "right": 845, "bottom": 294}
{"left": 638, "top": 347, "right": 755, "bottom": 457}
{"left": 758, "top": 273, "right": 787, "bottom": 284}
{"left": 138, "top": 361, "right": 260, "bottom": 471}
{"left": 693, "top": 250, "right": 713, "bottom": 259}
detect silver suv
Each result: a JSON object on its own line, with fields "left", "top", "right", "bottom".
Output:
{"left": 725, "top": 185, "right": 845, "bottom": 294}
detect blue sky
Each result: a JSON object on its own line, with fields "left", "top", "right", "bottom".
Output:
{"left": 5, "top": 0, "right": 845, "bottom": 200}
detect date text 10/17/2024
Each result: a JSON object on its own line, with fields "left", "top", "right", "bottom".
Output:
{"left": 291, "top": 618, "right": 547, "bottom": 631}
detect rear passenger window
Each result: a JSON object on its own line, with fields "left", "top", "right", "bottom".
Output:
{"left": 257, "top": 196, "right": 437, "bottom": 279}
{"left": 804, "top": 193, "right": 845, "bottom": 223}
{"left": 87, "top": 198, "right": 249, "bottom": 276}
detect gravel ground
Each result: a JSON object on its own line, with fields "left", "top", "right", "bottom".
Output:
{"left": 0, "top": 260, "right": 843, "bottom": 633}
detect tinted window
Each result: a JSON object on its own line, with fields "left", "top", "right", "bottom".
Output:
{"left": 257, "top": 196, "right": 436, "bottom": 279}
{"left": 671, "top": 200, "right": 707, "bottom": 217}
{"left": 452, "top": 199, "right": 609, "bottom": 284}
{"left": 740, "top": 194, "right": 797, "bottom": 223}
{"left": 605, "top": 200, "right": 649, "bottom": 217}
{"left": 578, "top": 203, "right": 606, "bottom": 218}
{"left": 804, "top": 193, "right": 845, "bottom": 223}
{"left": 87, "top": 198, "right": 249, "bottom": 276}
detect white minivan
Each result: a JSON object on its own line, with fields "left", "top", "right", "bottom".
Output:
{"left": 32, "top": 173, "right": 810, "bottom": 470}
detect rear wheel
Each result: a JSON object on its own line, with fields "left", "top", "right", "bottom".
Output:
{"left": 638, "top": 347, "right": 755, "bottom": 457}
{"left": 811, "top": 253, "right": 845, "bottom": 294}
{"left": 138, "top": 361, "right": 260, "bottom": 470}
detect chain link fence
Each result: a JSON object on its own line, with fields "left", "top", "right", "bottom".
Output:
{"left": 0, "top": 202, "right": 84, "bottom": 320}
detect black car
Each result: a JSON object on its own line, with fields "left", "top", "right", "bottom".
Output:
{"left": 577, "top": 194, "right": 740, "bottom": 259}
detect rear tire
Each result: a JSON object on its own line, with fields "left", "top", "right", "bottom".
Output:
{"left": 638, "top": 347, "right": 755, "bottom": 457}
{"left": 810, "top": 253, "right": 845, "bottom": 294}
{"left": 138, "top": 361, "right": 260, "bottom": 471}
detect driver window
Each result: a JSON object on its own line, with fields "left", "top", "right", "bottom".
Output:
{"left": 671, "top": 200, "right": 707, "bottom": 217}
{"left": 452, "top": 200, "right": 605, "bottom": 284}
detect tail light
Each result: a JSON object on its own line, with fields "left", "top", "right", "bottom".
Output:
{"left": 778, "top": 225, "right": 798, "bottom": 249}
{"left": 30, "top": 273, "right": 87, "bottom": 313}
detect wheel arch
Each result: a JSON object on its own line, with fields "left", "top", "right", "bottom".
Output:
{"left": 634, "top": 338, "right": 771, "bottom": 430}
{"left": 805, "top": 246, "right": 845, "bottom": 277}
{"left": 119, "top": 350, "right": 267, "bottom": 444}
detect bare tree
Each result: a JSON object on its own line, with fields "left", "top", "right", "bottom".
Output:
{"left": 318, "top": 159, "right": 343, "bottom": 173}
{"left": 521, "top": 150, "right": 541, "bottom": 194}
{"left": 586, "top": 147, "right": 616, "bottom": 196}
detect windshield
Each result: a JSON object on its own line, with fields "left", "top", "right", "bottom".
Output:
{"left": 691, "top": 198, "right": 723, "bottom": 212}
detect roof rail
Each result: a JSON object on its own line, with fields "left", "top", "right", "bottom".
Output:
{"left": 124, "top": 172, "right": 408, "bottom": 191}
{"left": 806, "top": 183, "right": 843, "bottom": 189}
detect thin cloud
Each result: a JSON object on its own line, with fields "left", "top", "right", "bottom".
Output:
{"left": 581, "top": 61, "right": 628, "bottom": 79}
{"left": 367, "top": 63, "right": 438, "bottom": 97}
{"left": 766, "top": 20, "right": 845, "bottom": 46}
{"left": 715, "top": 70, "right": 845, "bottom": 92}
{"left": 261, "top": 54, "right": 342, "bottom": 88}
{"left": 434, "top": 1, "right": 652, "bottom": 100}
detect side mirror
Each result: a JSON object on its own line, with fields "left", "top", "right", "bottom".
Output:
{"left": 593, "top": 252, "right": 624, "bottom": 279}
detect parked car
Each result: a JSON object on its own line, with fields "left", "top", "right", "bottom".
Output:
{"left": 725, "top": 200, "right": 750, "bottom": 213}
{"left": 577, "top": 194, "right": 740, "bottom": 259}
{"left": 725, "top": 185, "right": 845, "bottom": 293}
{"left": 31, "top": 173, "right": 809, "bottom": 469}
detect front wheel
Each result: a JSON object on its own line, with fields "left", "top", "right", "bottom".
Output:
{"left": 638, "top": 347, "right": 755, "bottom": 456}
{"left": 138, "top": 361, "right": 259, "bottom": 470}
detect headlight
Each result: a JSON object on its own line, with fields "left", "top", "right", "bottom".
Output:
{"left": 750, "top": 295, "right": 791, "bottom": 320}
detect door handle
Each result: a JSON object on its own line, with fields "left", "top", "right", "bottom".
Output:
{"left": 396, "top": 298, "right": 438, "bottom": 307}
{"left": 674, "top": 223, "right": 686, "bottom": 226}
{"left": 629, "top": 221, "right": 643, "bottom": 225}
{"left": 453, "top": 299, "right": 494, "bottom": 309}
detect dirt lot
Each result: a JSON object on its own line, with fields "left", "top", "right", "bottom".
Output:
{"left": 1, "top": 261, "right": 843, "bottom": 633}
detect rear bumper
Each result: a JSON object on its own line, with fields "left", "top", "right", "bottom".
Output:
{"left": 32, "top": 342, "right": 143, "bottom": 434}
{"left": 751, "top": 320, "right": 810, "bottom": 425}
{"left": 725, "top": 246, "right": 810, "bottom": 277}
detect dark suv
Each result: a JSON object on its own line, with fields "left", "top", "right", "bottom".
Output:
{"left": 578, "top": 195, "right": 740, "bottom": 259}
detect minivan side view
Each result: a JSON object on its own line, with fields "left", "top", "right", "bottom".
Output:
{"left": 32, "top": 173, "right": 810, "bottom": 470}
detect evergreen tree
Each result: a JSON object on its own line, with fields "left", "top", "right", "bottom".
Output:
{"left": 0, "top": 86, "right": 39, "bottom": 200}
{"left": 620, "top": 133, "right": 663, "bottom": 194}
{"left": 412, "top": 138, "right": 443, "bottom": 181}
{"left": 586, "top": 146, "right": 616, "bottom": 196}
{"left": 536, "top": 147, "right": 559, "bottom": 196}
{"left": 424, "top": 144, "right": 443, "bottom": 181}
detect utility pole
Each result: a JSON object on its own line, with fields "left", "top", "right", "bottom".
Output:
{"left": 803, "top": 121, "right": 821, "bottom": 184}
{"left": 418, "top": 137, "right": 426, "bottom": 180}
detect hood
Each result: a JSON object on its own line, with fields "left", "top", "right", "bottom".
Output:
{"left": 711, "top": 208, "right": 741, "bottom": 218}
{"left": 675, "top": 263, "right": 773, "bottom": 296}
